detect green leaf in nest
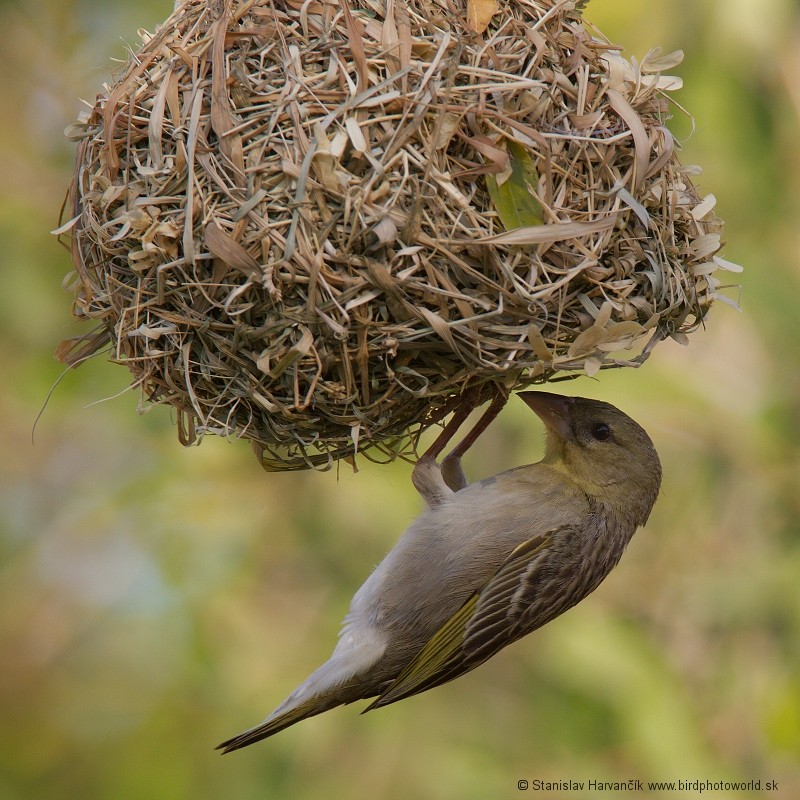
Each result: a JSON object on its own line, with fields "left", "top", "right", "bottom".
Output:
{"left": 486, "top": 140, "right": 544, "bottom": 231}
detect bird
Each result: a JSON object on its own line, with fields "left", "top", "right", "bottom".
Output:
{"left": 217, "top": 391, "right": 662, "bottom": 752}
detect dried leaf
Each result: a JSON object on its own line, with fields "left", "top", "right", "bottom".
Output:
{"left": 690, "top": 262, "right": 718, "bottom": 277}
{"left": 691, "top": 233, "right": 722, "bottom": 259}
{"left": 382, "top": 0, "right": 401, "bottom": 73}
{"left": 345, "top": 290, "right": 381, "bottom": 311}
{"left": 595, "top": 301, "right": 614, "bottom": 328}
{"left": 204, "top": 222, "right": 261, "bottom": 280}
{"left": 468, "top": 135, "right": 509, "bottom": 172}
{"left": 613, "top": 182, "right": 650, "bottom": 228}
{"left": 710, "top": 291, "right": 742, "bottom": 312}
{"left": 604, "top": 321, "right": 646, "bottom": 341}
{"left": 584, "top": 357, "right": 603, "bottom": 377}
{"left": 691, "top": 193, "right": 717, "bottom": 220}
{"left": 55, "top": 331, "right": 111, "bottom": 368}
{"left": 64, "top": 122, "right": 89, "bottom": 142}
{"left": 640, "top": 48, "right": 685, "bottom": 73}
{"left": 269, "top": 327, "right": 315, "bottom": 378}
{"left": 416, "top": 306, "right": 458, "bottom": 353}
{"left": 466, "top": 0, "right": 499, "bottom": 34}
{"left": 433, "top": 112, "right": 462, "bottom": 150}
{"left": 670, "top": 331, "right": 690, "bottom": 346}
{"left": 50, "top": 215, "right": 80, "bottom": 236}
{"left": 370, "top": 216, "right": 398, "bottom": 245}
{"left": 256, "top": 349, "right": 271, "bottom": 375}
{"left": 607, "top": 89, "right": 650, "bottom": 190}
{"left": 210, "top": 12, "right": 245, "bottom": 186}
{"left": 568, "top": 325, "right": 609, "bottom": 357}
{"left": 527, "top": 325, "right": 553, "bottom": 361}
{"left": 478, "top": 215, "right": 615, "bottom": 245}
{"left": 713, "top": 255, "right": 744, "bottom": 273}
{"left": 131, "top": 322, "right": 178, "bottom": 340}
{"left": 350, "top": 423, "right": 362, "bottom": 456}
{"left": 310, "top": 123, "right": 342, "bottom": 191}
{"left": 345, "top": 117, "right": 367, "bottom": 155}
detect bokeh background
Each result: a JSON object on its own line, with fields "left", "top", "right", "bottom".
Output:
{"left": 1, "top": 0, "right": 799, "bottom": 798}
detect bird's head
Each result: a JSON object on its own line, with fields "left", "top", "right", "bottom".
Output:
{"left": 518, "top": 391, "right": 662, "bottom": 524}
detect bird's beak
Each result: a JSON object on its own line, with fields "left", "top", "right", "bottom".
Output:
{"left": 518, "top": 391, "right": 574, "bottom": 440}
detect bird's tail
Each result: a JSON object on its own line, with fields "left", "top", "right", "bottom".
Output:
{"left": 216, "top": 692, "right": 341, "bottom": 753}
{"left": 216, "top": 650, "right": 382, "bottom": 753}
{"left": 217, "top": 634, "right": 389, "bottom": 751}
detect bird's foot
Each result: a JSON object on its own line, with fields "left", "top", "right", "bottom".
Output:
{"left": 440, "top": 453, "right": 468, "bottom": 492}
{"left": 411, "top": 454, "right": 452, "bottom": 508}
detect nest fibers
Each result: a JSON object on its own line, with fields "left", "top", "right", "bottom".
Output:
{"left": 58, "top": 0, "right": 736, "bottom": 469}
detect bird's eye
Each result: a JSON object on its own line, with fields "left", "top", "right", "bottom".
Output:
{"left": 591, "top": 422, "right": 611, "bottom": 441}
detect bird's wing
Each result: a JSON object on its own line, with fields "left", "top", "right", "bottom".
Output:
{"left": 365, "top": 527, "right": 578, "bottom": 711}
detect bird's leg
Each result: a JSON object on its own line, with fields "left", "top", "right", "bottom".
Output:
{"left": 412, "top": 386, "right": 508, "bottom": 506}
{"left": 412, "top": 400, "right": 477, "bottom": 508}
{"left": 440, "top": 390, "right": 508, "bottom": 492}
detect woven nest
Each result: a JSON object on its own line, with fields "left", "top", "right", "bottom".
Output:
{"left": 59, "top": 0, "right": 730, "bottom": 470}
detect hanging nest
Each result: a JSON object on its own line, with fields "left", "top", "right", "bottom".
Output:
{"left": 58, "top": 0, "right": 734, "bottom": 470}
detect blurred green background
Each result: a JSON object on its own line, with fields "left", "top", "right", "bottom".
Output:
{"left": 1, "top": 0, "right": 799, "bottom": 797}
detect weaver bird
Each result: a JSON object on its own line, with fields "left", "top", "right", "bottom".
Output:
{"left": 218, "top": 391, "right": 661, "bottom": 752}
